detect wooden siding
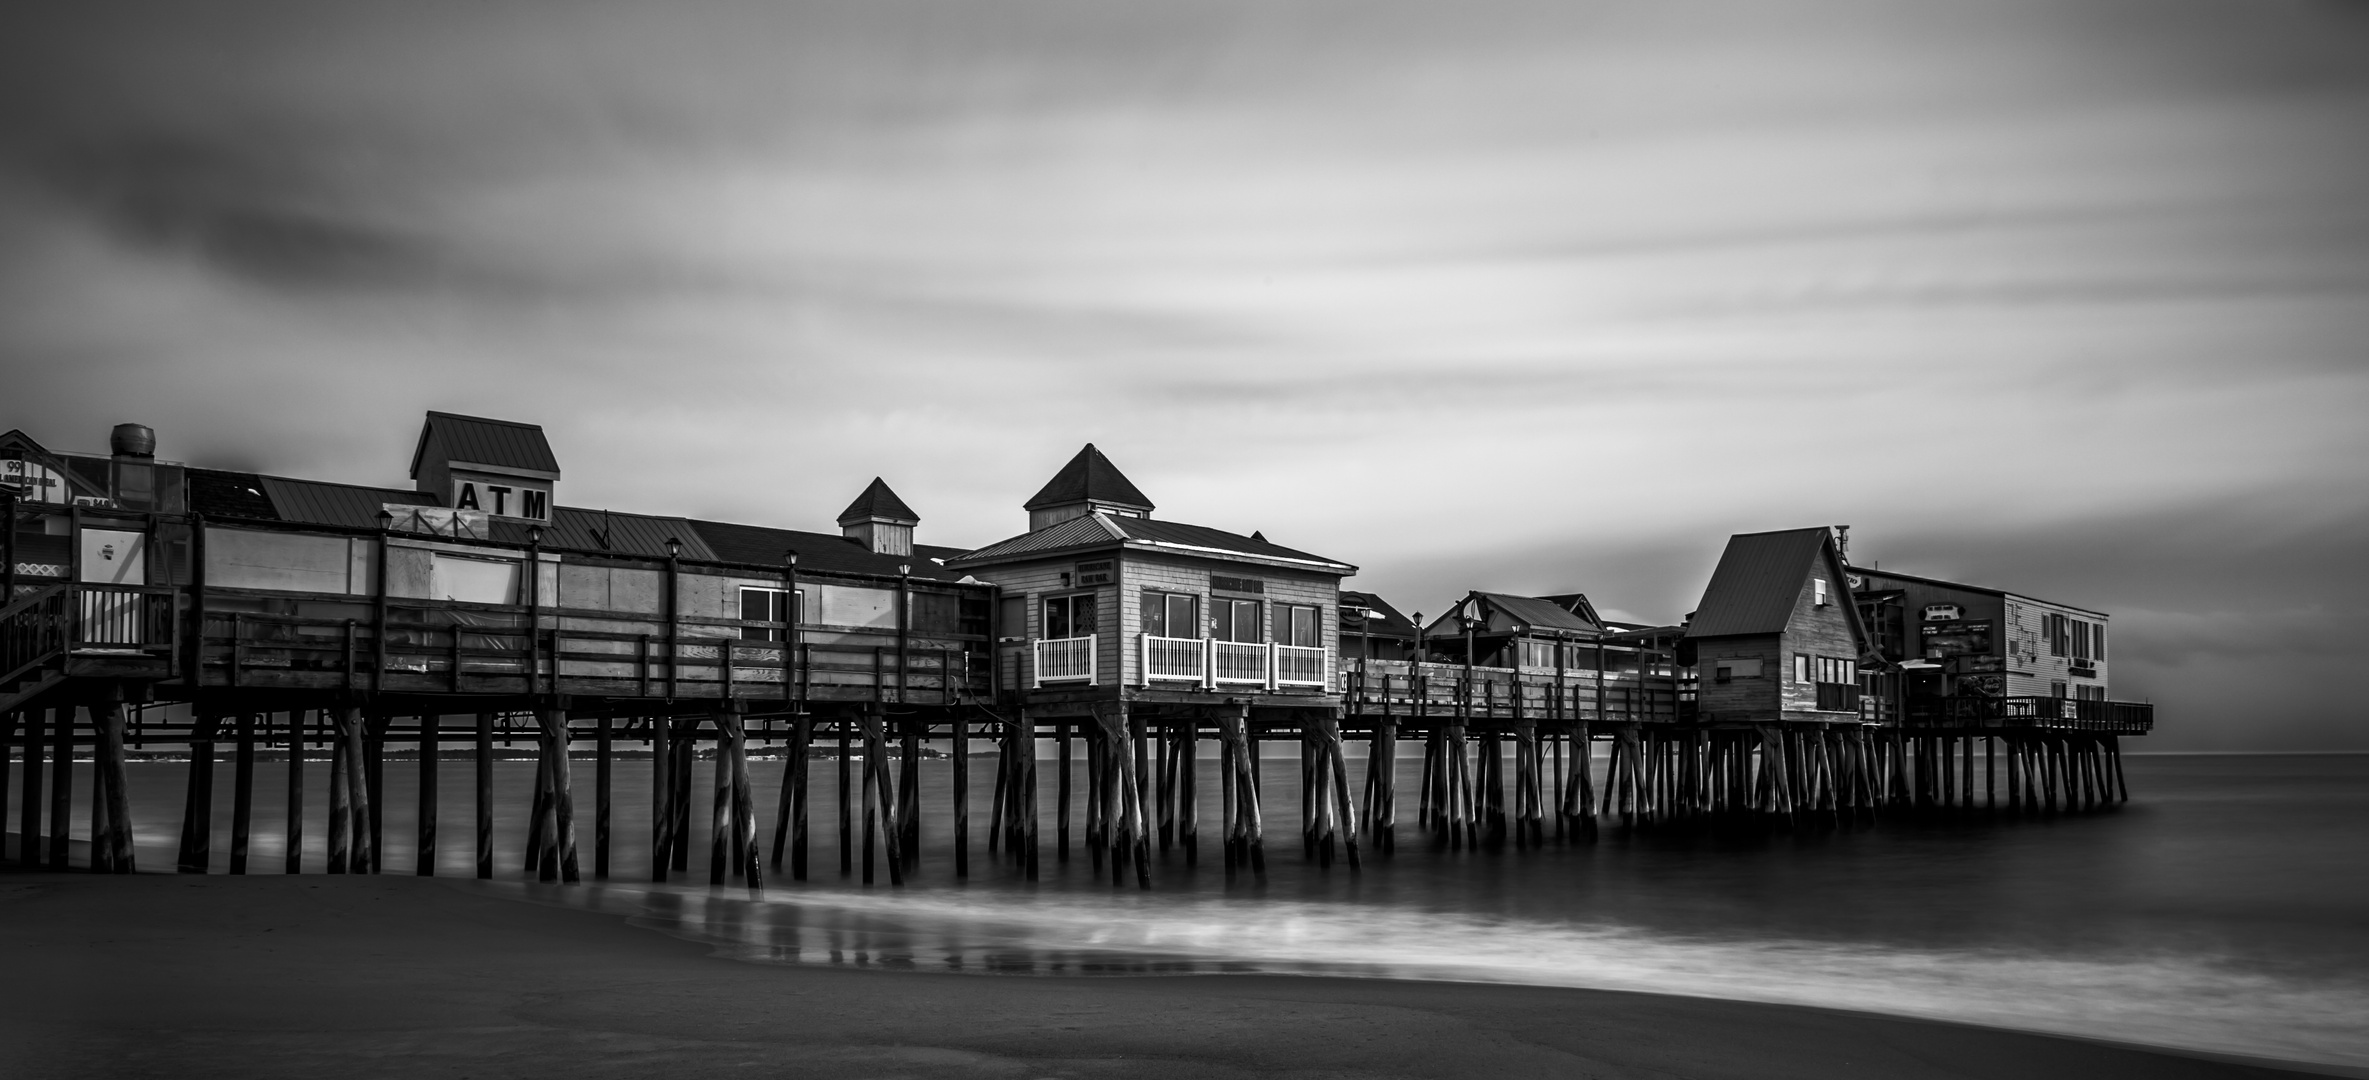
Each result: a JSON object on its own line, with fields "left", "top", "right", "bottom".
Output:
{"left": 1778, "top": 565, "right": 1860, "bottom": 716}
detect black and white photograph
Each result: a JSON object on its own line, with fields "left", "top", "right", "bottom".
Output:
{"left": 2, "top": 2, "right": 2365, "bottom": 1077}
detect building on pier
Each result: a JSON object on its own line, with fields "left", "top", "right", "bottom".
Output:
{"left": 1684, "top": 527, "right": 1878, "bottom": 727}
{"left": 1846, "top": 564, "right": 2129, "bottom": 729}
{"left": 944, "top": 444, "right": 1355, "bottom": 724}
{"left": 1338, "top": 590, "right": 1419, "bottom": 662}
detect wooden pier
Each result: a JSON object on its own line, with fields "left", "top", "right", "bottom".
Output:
{"left": 1, "top": 422, "right": 2156, "bottom": 888}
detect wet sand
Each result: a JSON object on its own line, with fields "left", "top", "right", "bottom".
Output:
{"left": 0, "top": 872, "right": 2338, "bottom": 1079}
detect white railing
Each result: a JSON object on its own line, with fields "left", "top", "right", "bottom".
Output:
{"left": 78, "top": 585, "right": 149, "bottom": 647}
{"left": 1140, "top": 634, "right": 1208, "bottom": 686}
{"left": 1211, "top": 640, "right": 1271, "bottom": 687}
{"left": 1275, "top": 643, "right": 1327, "bottom": 688}
{"left": 1033, "top": 636, "right": 1096, "bottom": 687}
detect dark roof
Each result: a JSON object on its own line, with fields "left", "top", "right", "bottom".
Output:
{"left": 688, "top": 518, "right": 969, "bottom": 581}
{"left": 1686, "top": 528, "right": 1873, "bottom": 648}
{"left": 1847, "top": 565, "right": 2108, "bottom": 618}
{"left": 836, "top": 478, "right": 919, "bottom": 526}
{"left": 947, "top": 512, "right": 1353, "bottom": 573}
{"left": 493, "top": 507, "right": 716, "bottom": 560}
{"left": 257, "top": 476, "right": 436, "bottom": 529}
{"left": 1340, "top": 591, "right": 1419, "bottom": 640}
{"left": 1422, "top": 592, "right": 1602, "bottom": 638}
{"left": 1023, "top": 444, "right": 1153, "bottom": 512}
{"left": 184, "top": 468, "right": 279, "bottom": 520}
{"left": 410, "top": 412, "right": 561, "bottom": 478}
{"left": 1535, "top": 592, "right": 1607, "bottom": 630}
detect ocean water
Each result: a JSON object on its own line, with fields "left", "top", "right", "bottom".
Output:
{"left": 20, "top": 749, "right": 2369, "bottom": 1070}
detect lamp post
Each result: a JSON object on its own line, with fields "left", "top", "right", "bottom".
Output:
{"left": 527, "top": 524, "right": 544, "bottom": 696}
{"left": 782, "top": 549, "right": 799, "bottom": 704}
{"left": 663, "top": 537, "right": 682, "bottom": 700}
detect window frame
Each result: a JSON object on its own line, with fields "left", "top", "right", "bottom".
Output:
{"left": 1140, "top": 590, "right": 1200, "bottom": 640}
{"left": 1042, "top": 592, "right": 1100, "bottom": 641}
{"left": 736, "top": 586, "right": 803, "bottom": 642}
{"left": 1213, "top": 597, "right": 1263, "bottom": 643}
{"left": 1276, "top": 603, "right": 1322, "bottom": 648}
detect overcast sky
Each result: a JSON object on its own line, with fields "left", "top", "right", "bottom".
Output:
{"left": 3, "top": 1, "right": 2365, "bottom": 748}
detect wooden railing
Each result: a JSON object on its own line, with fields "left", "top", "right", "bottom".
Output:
{"left": 1274, "top": 643, "right": 1326, "bottom": 688}
{"left": 1, "top": 583, "right": 69, "bottom": 687}
{"left": 1210, "top": 640, "right": 1269, "bottom": 687}
{"left": 1032, "top": 636, "right": 1095, "bottom": 687}
{"left": 1342, "top": 658, "right": 1692, "bottom": 725}
{"left": 1905, "top": 695, "right": 2154, "bottom": 733}
{"left": 1139, "top": 634, "right": 1207, "bottom": 685}
{"left": 1815, "top": 681, "right": 1861, "bottom": 712}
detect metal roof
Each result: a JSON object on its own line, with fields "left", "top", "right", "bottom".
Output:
{"left": 1685, "top": 528, "right": 1872, "bottom": 643}
{"left": 497, "top": 507, "right": 717, "bottom": 561}
{"left": 409, "top": 412, "right": 561, "bottom": 479}
{"left": 257, "top": 476, "right": 436, "bottom": 529}
{"left": 1340, "top": 590, "right": 1419, "bottom": 640}
{"left": 1847, "top": 565, "right": 2109, "bottom": 618}
{"left": 947, "top": 512, "right": 1352, "bottom": 573}
{"left": 1535, "top": 592, "right": 1607, "bottom": 629}
{"left": 689, "top": 518, "right": 969, "bottom": 580}
{"left": 185, "top": 468, "right": 279, "bottom": 520}
{"left": 835, "top": 477, "right": 919, "bottom": 526}
{"left": 1477, "top": 592, "right": 1602, "bottom": 634}
{"left": 1022, "top": 444, "right": 1153, "bottom": 511}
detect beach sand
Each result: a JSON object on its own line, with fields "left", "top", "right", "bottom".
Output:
{"left": 0, "top": 872, "right": 2332, "bottom": 1080}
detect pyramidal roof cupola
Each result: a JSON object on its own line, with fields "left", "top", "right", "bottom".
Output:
{"left": 1024, "top": 444, "right": 1153, "bottom": 531}
{"left": 837, "top": 477, "right": 920, "bottom": 557}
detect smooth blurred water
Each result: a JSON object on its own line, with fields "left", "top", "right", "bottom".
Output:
{"left": 21, "top": 749, "right": 2369, "bottom": 1069}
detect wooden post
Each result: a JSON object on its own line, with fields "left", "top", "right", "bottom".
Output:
{"left": 711, "top": 709, "right": 735, "bottom": 886}
{"left": 230, "top": 713, "right": 255, "bottom": 874}
{"left": 97, "top": 698, "right": 136, "bottom": 873}
{"left": 544, "top": 709, "right": 581, "bottom": 883}
{"left": 838, "top": 716, "right": 853, "bottom": 875}
{"left": 898, "top": 720, "right": 921, "bottom": 874}
{"left": 954, "top": 711, "right": 970, "bottom": 877}
{"left": 341, "top": 706, "right": 374, "bottom": 876}
{"left": 16, "top": 706, "right": 40, "bottom": 869}
{"left": 286, "top": 711, "right": 307, "bottom": 874}
{"left": 1179, "top": 715, "right": 1198, "bottom": 866}
{"left": 365, "top": 714, "right": 387, "bottom": 873}
{"left": 416, "top": 714, "right": 438, "bottom": 875}
{"left": 49, "top": 705, "right": 72, "bottom": 869}
{"left": 594, "top": 713, "right": 611, "bottom": 880}
{"left": 651, "top": 710, "right": 672, "bottom": 882}
{"left": 178, "top": 711, "right": 217, "bottom": 873}
{"left": 790, "top": 716, "right": 813, "bottom": 879}
{"left": 329, "top": 712, "right": 351, "bottom": 874}
{"left": 475, "top": 712, "right": 494, "bottom": 879}
{"left": 730, "top": 710, "right": 759, "bottom": 891}
{"left": 1056, "top": 718, "right": 1072, "bottom": 861}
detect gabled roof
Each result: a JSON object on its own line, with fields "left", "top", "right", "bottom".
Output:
{"left": 1536, "top": 592, "right": 1607, "bottom": 629}
{"left": 689, "top": 517, "right": 968, "bottom": 580}
{"left": 1340, "top": 590, "right": 1419, "bottom": 641}
{"left": 947, "top": 512, "right": 1353, "bottom": 574}
{"left": 1423, "top": 592, "right": 1602, "bottom": 639}
{"left": 836, "top": 477, "right": 919, "bottom": 526}
{"left": 410, "top": 412, "right": 561, "bottom": 479}
{"left": 1023, "top": 444, "right": 1153, "bottom": 512}
{"left": 1686, "top": 528, "right": 1872, "bottom": 649}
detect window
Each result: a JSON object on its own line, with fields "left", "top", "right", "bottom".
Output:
{"left": 1814, "top": 656, "right": 1855, "bottom": 684}
{"left": 1276, "top": 603, "right": 1321, "bottom": 647}
{"left": 737, "top": 587, "right": 803, "bottom": 641}
{"left": 2095, "top": 624, "right": 2106, "bottom": 662}
{"left": 1794, "top": 653, "right": 1810, "bottom": 684}
{"left": 1213, "top": 598, "right": 1262, "bottom": 643}
{"left": 998, "top": 596, "right": 1026, "bottom": 640}
{"left": 2048, "top": 614, "right": 2069, "bottom": 657}
{"left": 2051, "top": 680, "right": 2067, "bottom": 698}
{"left": 1714, "top": 663, "right": 1733, "bottom": 683}
{"left": 1043, "top": 594, "right": 1098, "bottom": 640}
{"left": 1812, "top": 578, "right": 1830, "bottom": 606}
{"left": 1141, "top": 592, "right": 1198, "bottom": 639}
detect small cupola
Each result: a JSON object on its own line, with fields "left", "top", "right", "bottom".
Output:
{"left": 837, "top": 477, "right": 920, "bottom": 557}
{"left": 410, "top": 412, "right": 560, "bottom": 523}
{"left": 1023, "top": 444, "right": 1153, "bottom": 531}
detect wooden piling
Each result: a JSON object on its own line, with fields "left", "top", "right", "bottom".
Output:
{"left": 953, "top": 710, "right": 970, "bottom": 877}
{"left": 1056, "top": 718, "right": 1072, "bottom": 861}
{"left": 594, "top": 714, "right": 612, "bottom": 880}
{"left": 286, "top": 711, "right": 307, "bottom": 874}
{"left": 838, "top": 717, "right": 853, "bottom": 875}
{"left": 96, "top": 699, "right": 135, "bottom": 872}
{"left": 49, "top": 705, "right": 71, "bottom": 869}
{"left": 229, "top": 713, "right": 255, "bottom": 874}
{"left": 178, "top": 711, "right": 218, "bottom": 873}
{"left": 16, "top": 706, "right": 40, "bottom": 869}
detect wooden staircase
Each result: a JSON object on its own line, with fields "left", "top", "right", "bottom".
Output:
{"left": 1, "top": 583, "right": 71, "bottom": 713}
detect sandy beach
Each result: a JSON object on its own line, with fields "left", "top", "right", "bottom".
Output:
{"left": 0, "top": 871, "right": 2337, "bottom": 1080}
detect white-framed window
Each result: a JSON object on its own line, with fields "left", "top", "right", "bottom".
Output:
{"left": 1814, "top": 656, "right": 1854, "bottom": 684}
{"left": 1213, "top": 597, "right": 1262, "bottom": 643}
{"left": 738, "top": 587, "right": 803, "bottom": 641}
{"left": 1794, "top": 653, "right": 1811, "bottom": 684}
{"left": 1141, "top": 591, "right": 1198, "bottom": 638}
{"left": 1276, "top": 603, "right": 1321, "bottom": 647}
{"left": 1812, "top": 578, "right": 1830, "bottom": 606}
{"left": 1044, "top": 593, "right": 1098, "bottom": 640}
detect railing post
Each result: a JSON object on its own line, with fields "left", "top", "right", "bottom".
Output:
{"left": 1202, "top": 636, "right": 1215, "bottom": 689}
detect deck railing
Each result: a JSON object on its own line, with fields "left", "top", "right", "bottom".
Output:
{"left": 1033, "top": 635, "right": 1095, "bottom": 687}
{"left": 1211, "top": 640, "right": 1270, "bottom": 687}
{"left": 1815, "top": 681, "right": 1861, "bottom": 712}
{"left": 1140, "top": 634, "right": 1207, "bottom": 686}
{"left": 1, "top": 583, "right": 70, "bottom": 686}
{"left": 1274, "top": 643, "right": 1326, "bottom": 688}
{"left": 1341, "top": 658, "right": 1693, "bottom": 725}
{"left": 1904, "top": 695, "right": 2154, "bottom": 733}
